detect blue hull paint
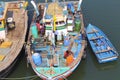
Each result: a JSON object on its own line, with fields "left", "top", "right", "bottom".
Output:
{"left": 86, "top": 24, "right": 119, "bottom": 63}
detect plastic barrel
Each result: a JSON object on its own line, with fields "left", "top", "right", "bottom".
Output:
{"left": 75, "top": 20, "right": 81, "bottom": 32}
{"left": 67, "top": 3, "right": 74, "bottom": 13}
{"left": 64, "top": 36, "right": 70, "bottom": 46}
{"left": 32, "top": 53, "right": 42, "bottom": 66}
{"left": 31, "top": 25, "right": 38, "bottom": 38}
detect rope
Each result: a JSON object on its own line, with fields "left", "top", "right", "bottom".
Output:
{"left": 60, "top": 75, "right": 68, "bottom": 80}
{"left": 0, "top": 75, "right": 68, "bottom": 80}
{"left": 0, "top": 75, "right": 38, "bottom": 80}
{"left": 63, "top": 77, "right": 68, "bottom": 80}
{"left": 30, "top": 76, "right": 38, "bottom": 80}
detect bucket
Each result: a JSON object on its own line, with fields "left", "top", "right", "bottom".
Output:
{"left": 31, "top": 25, "right": 38, "bottom": 38}
{"left": 32, "top": 53, "right": 42, "bottom": 66}
{"left": 75, "top": 20, "right": 81, "bottom": 32}
{"left": 64, "top": 36, "right": 70, "bottom": 46}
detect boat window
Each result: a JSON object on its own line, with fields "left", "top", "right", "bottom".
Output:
{"left": 0, "top": 21, "right": 2, "bottom": 26}
{"left": 55, "top": 22, "right": 58, "bottom": 25}
{"left": 61, "top": 21, "right": 64, "bottom": 24}
{"left": 68, "top": 17, "right": 72, "bottom": 20}
{"left": 45, "top": 22, "right": 51, "bottom": 25}
{"left": 59, "top": 21, "right": 62, "bottom": 24}
{"left": 59, "top": 21, "right": 64, "bottom": 24}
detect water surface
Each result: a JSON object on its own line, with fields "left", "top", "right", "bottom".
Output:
{"left": 3, "top": 0, "right": 120, "bottom": 80}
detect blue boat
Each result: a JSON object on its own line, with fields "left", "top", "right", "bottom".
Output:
{"left": 26, "top": 0, "right": 87, "bottom": 80}
{"left": 86, "top": 24, "right": 119, "bottom": 63}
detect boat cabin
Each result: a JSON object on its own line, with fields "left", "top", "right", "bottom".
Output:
{"left": 0, "top": 2, "right": 8, "bottom": 40}
{"left": 43, "top": 3, "right": 68, "bottom": 41}
{"left": 0, "top": 1, "right": 28, "bottom": 40}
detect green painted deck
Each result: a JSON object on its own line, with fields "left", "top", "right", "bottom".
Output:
{"left": 36, "top": 67, "right": 70, "bottom": 77}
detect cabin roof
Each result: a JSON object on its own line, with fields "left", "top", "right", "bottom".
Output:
{"left": 44, "top": 15, "right": 64, "bottom": 22}
{"left": 46, "top": 2, "right": 63, "bottom": 16}
{"left": 0, "top": 2, "right": 8, "bottom": 21}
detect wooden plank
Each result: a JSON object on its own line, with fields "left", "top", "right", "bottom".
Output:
{"left": 0, "top": 3, "right": 8, "bottom": 21}
{"left": 90, "top": 36, "right": 103, "bottom": 41}
{"left": 0, "top": 54, "right": 6, "bottom": 61}
{"left": 87, "top": 30, "right": 98, "bottom": 34}
{"left": 96, "top": 48, "right": 112, "bottom": 54}
{"left": 0, "top": 41, "right": 12, "bottom": 48}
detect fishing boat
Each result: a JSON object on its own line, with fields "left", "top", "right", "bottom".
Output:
{"left": 86, "top": 24, "right": 119, "bottom": 63}
{"left": 26, "top": 0, "right": 87, "bottom": 79}
{"left": 0, "top": 1, "right": 28, "bottom": 78}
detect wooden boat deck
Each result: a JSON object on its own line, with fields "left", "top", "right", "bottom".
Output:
{"left": 87, "top": 29, "right": 98, "bottom": 34}
{"left": 96, "top": 48, "right": 113, "bottom": 54}
{"left": 38, "top": 1, "right": 79, "bottom": 5}
{"left": 90, "top": 36, "right": 103, "bottom": 41}
{"left": 0, "top": 2, "right": 28, "bottom": 72}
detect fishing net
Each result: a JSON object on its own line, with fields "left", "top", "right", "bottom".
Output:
{"left": 47, "top": 2, "right": 63, "bottom": 16}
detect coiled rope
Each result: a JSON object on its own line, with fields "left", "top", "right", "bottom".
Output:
{"left": 0, "top": 75, "right": 38, "bottom": 80}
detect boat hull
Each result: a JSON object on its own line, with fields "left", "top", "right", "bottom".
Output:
{"left": 0, "top": 48, "right": 24, "bottom": 78}
{"left": 0, "top": 1, "right": 28, "bottom": 78}
{"left": 86, "top": 24, "right": 119, "bottom": 63}
{"left": 26, "top": 1, "right": 87, "bottom": 79}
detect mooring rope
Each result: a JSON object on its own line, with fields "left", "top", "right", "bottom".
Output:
{"left": 63, "top": 77, "right": 68, "bottom": 80}
{"left": 0, "top": 75, "right": 38, "bottom": 80}
{"left": 60, "top": 75, "right": 68, "bottom": 80}
{"left": 0, "top": 75, "right": 68, "bottom": 80}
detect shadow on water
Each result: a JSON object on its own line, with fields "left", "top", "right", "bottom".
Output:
{"left": 87, "top": 43, "right": 119, "bottom": 71}
{"left": 68, "top": 60, "right": 87, "bottom": 80}
{"left": 25, "top": 0, "right": 34, "bottom": 42}
{"left": 7, "top": 51, "right": 39, "bottom": 80}
{"left": 81, "top": 43, "right": 120, "bottom": 80}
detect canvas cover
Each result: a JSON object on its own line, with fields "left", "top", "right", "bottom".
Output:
{"left": 47, "top": 2, "right": 63, "bottom": 16}
{"left": 0, "top": 30, "right": 5, "bottom": 39}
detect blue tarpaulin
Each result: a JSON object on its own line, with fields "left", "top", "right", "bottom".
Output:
{"left": 67, "top": 3, "right": 75, "bottom": 13}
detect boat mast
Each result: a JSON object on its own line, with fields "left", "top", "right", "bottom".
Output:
{"left": 77, "top": 0, "right": 83, "bottom": 11}
{"left": 51, "top": 0, "right": 57, "bottom": 48}
{"left": 31, "top": 0, "right": 39, "bottom": 16}
{"left": 49, "top": 0, "right": 57, "bottom": 73}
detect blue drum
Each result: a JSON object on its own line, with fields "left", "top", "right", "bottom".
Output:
{"left": 32, "top": 53, "right": 42, "bottom": 66}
